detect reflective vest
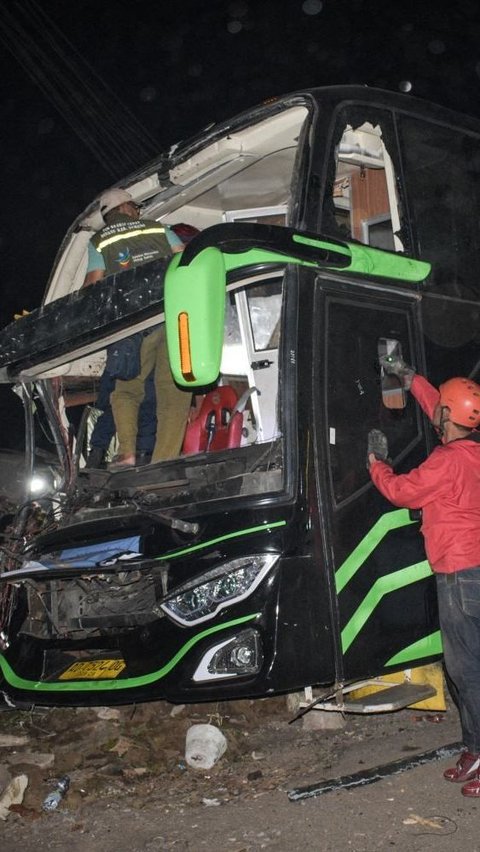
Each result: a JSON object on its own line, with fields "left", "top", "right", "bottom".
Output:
{"left": 91, "top": 214, "right": 171, "bottom": 274}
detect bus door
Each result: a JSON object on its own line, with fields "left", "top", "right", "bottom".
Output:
{"left": 315, "top": 282, "right": 439, "bottom": 683}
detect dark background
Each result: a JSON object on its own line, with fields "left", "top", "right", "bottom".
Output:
{"left": 2, "top": 0, "right": 480, "bottom": 447}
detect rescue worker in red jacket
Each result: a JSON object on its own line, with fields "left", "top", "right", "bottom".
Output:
{"left": 368, "top": 358, "right": 480, "bottom": 797}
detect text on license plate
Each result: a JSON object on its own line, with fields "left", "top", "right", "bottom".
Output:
{"left": 58, "top": 659, "right": 126, "bottom": 680}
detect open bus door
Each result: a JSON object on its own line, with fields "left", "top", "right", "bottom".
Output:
{"left": 316, "top": 283, "right": 441, "bottom": 687}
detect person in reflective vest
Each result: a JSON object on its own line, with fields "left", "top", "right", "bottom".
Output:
{"left": 83, "top": 188, "right": 191, "bottom": 470}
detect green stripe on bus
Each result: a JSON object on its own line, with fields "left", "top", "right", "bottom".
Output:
{"left": 335, "top": 509, "right": 416, "bottom": 593}
{"left": 386, "top": 631, "right": 443, "bottom": 666}
{"left": 0, "top": 613, "right": 259, "bottom": 693}
{"left": 155, "top": 520, "right": 287, "bottom": 561}
{"left": 341, "top": 561, "right": 432, "bottom": 653}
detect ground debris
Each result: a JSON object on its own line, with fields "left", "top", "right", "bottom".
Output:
{"left": 0, "top": 734, "right": 29, "bottom": 747}
{"left": 6, "top": 752, "right": 55, "bottom": 769}
{"left": 0, "top": 692, "right": 469, "bottom": 851}
{"left": 185, "top": 724, "right": 227, "bottom": 770}
{"left": 108, "top": 736, "right": 135, "bottom": 756}
{"left": 0, "top": 696, "right": 462, "bottom": 823}
{"left": 404, "top": 813, "right": 439, "bottom": 827}
{"left": 0, "top": 773, "right": 28, "bottom": 820}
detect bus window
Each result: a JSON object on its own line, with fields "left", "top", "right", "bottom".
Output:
{"left": 222, "top": 277, "right": 283, "bottom": 445}
{"left": 326, "top": 297, "right": 419, "bottom": 506}
{"left": 399, "top": 116, "right": 480, "bottom": 303}
{"left": 247, "top": 283, "right": 282, "bottom": 351}
{"left": 324, "top": 109, "right": 403, "bottom": 253}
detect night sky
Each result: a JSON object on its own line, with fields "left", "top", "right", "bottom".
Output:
{"left": 1, "top": 0, "right": 480, "bottom": 447}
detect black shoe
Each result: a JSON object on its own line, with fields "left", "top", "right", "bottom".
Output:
{"left": 85, "top": 447, "right": 106, "bottom": 468}
{"left": 136, "top": 451, "right": 152, "bottom": 466}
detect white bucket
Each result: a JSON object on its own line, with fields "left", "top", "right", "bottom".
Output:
{"left": 185, "top": 723, "right": 227, "bottom": 770}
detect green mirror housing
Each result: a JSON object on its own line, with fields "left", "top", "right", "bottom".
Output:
{"left": 165, "top": 224, "right": 431, "bottom": 389}
{"left": 164, "top": 248, "right": 226, "bottom": 387}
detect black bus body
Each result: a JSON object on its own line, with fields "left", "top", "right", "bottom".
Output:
{"left": 0, "top": 85, "right": 478, "bottom": 708}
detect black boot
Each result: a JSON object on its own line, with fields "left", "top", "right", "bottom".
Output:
{"left": 136, "top": 451, "right": 152, "bottom": 466}
{"left": 85, "top": 447, "right": 105, "bottom": 468}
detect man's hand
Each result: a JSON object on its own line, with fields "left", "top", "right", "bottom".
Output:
{"left": 367, "top": 429, "right": 390, "bottom": 469}
{"left": 379, "top": 354, "right": 415, "bottom": 390}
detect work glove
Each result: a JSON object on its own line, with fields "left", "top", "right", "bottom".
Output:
{"left": 367, "top": 429, "right": 390, "bottom": 469}
{"left": 379, "top": 354, "right": 415, "bottom": 390}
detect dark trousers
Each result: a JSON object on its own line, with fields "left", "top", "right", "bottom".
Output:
{"left": 436, "top": 566, "right": 480, "bottom": 753}
{"left": 91, "top": 369, "right": 157, "bottom": 454}
{"left": 110, "top": 326, "right": 191, "bottom": 461}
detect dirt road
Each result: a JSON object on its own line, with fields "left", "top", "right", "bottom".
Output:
{"left": 1, "top": 693, "right": 478, "bottom": 851}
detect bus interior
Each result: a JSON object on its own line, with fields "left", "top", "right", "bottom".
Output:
{"left": 25, "top": 103, "right": 404, "bottom": 483}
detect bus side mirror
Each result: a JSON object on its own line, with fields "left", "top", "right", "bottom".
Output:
{"left": 164, "top": 248, "right": 226, "bottom": 387}
{"left": 378, "top": 337, "right": 406, "bottom": 409}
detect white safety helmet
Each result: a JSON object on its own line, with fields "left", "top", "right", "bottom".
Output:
{"left": 99, "top": 188, "right": 133, "bottom": 218}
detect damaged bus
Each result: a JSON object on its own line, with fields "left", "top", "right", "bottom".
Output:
{"left": 1, "top": 85, "right": 480, "bottom": 711}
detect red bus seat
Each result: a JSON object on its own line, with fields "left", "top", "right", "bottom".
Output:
{"left": 182, "top": 385, "right": 251, "bottom": 455}
{"left": 182, "top": 386, "right": 244, "bottom": 454}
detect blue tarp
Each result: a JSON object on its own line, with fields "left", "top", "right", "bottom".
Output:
{"left": 57, "top": 536, "right": 142, "bottom": 567}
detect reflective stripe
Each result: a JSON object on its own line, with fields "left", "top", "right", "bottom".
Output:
{"left": 97, "top": 226, "right": 166, "bottom": 251}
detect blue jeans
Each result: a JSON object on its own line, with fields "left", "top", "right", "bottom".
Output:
{"left": 436, "top": 567, "right": 480, "bottom": 753}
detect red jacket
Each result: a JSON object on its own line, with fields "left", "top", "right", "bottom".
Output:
{"left": 370, "top": 375, "right": 480, "bottom": 573}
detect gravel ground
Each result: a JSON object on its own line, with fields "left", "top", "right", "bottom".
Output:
{"left": 1, "top": 690, "right": 478, "bottom": 851}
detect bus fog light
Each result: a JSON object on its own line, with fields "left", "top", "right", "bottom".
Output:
{"left": 232, "top": 645, "right": 254, "bottom": 666}
{"left": 208, "top": 629, "right": 263, "bottom": 676}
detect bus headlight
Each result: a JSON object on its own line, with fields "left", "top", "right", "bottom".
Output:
{"left": 161, "top": 554, "right": 279, "bottom": 626}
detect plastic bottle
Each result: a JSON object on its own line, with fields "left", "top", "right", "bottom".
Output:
{"left": 42, "top": 775, "right": 70, "bottom": 811}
